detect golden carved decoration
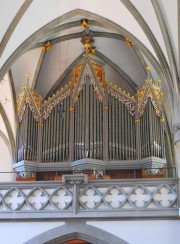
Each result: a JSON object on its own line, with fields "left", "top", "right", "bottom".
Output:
{"left": 25, "top": 72, "right": 30, "bottom": 78}
{"left": 145, "top": 66, "right": 150, "bottom": 71}
{"left": 81, "top": 19, "right": 88, "bottom": 28}
{"left": 38, "top": 123, "right": 44, "bottom": 127}
{"left": 42, "top": 41, "right": 51, "bottom": 51}
{"left": 103, "top": 106, "right": 108, "bottom": 110}
{"left": 125, "top": 37, "right": 133, "bottom": 46}
{"left": 157, "top": 77, "right": 161, "bottom": 83}
{"left": 69, "top": 107, "right": 75, "bottom": 112}
{"left": 160, "top": 118, "right": 165, "bottom": 122}
{"left": 135, "top": 119, "right": 140, "bottom": 123}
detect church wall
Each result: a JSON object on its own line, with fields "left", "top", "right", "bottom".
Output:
{"left": 0, "top": 136, "right": 13, "bottom": 181}
{"left": 0, "top": 220, "right": 179, "bottom": 244}
{"left": 88, "top": 220, "right": 180, "bottom": 244}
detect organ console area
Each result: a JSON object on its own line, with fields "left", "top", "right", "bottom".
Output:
{"left": 14, "top": 21, "right": 172, "bottom": 181}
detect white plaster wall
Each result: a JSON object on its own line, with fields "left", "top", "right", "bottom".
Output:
{"left": 0, "top": 73, "right": 16, "bottom": 139}
{"left": 0, "top": 220, "right": 179, "bottom": 244}
{"left": 88, "top": 220, "right": 180, "bottom": 244}
{"left": 0, "top": 222, "right": 65, "bottom": 244}
{"left": 0, "top": 136, "right": 13, "bottom": 181}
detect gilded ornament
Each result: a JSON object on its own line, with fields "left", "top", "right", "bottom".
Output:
{"left": 145, "top": 66, "right": 150, "bottom": 71}
{"left": 42, "top": 41, "right": 51, "bottom": 51}
{"left": 69, "top": 107, "right": 75, "bottom": 112}
{"left": 160, "top": 118, "right": 165, "bottom": 122}
{"left": 125, "top": 37, "right": 133, "bottom": 46}
{"left": 25, "top": 72, "right": 30, "bottom": 78}
{"left": 81, "top": 19, "right": 88, "bottom": 28}
{"left": 38, "top": 123, "right": 44, "bottom": 127}
{"left": 135, "top": 119, "right": 140, "bottom": 123}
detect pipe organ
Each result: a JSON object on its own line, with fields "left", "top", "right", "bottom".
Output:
{"left": 14, "top": 20, "right": 172, "bottom": 181}
{"left": 15, "top": 54, "right": 168, "bottom": 179}
{"left": 12, "top": 19, "right": 173, "bottom": 181}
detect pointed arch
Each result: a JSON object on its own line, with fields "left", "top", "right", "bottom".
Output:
{"left": 24, "top": 222, "right": 128, "bottom": 244}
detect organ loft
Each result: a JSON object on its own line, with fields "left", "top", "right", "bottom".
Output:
{"left": 14, "top": 20, "right": 169, "bottom": 181}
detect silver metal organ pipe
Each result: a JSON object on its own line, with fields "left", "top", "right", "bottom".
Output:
{"left": 131, "top": 117, "right": 133, "bottom": 159}
{"left": 149, "top": 100, "right": 153, "bottom": 156}
{"left": 66, "top": 98, "right": 69, "bottom": 161}
{"left": 107, "top": 97, "right": 110, "bottom": 160}
{"left": 147, "top": 107, "right": 150, "bottom": 157}
{"left": 85, "top": 81, "right": 90, "bottom": 158}
{"left": 59, "top": 104, "right": 62, "bottom": 161}
{"left": 29, "top": 111, "right": 33, "bottom": 160}
{"left": 23, "top": 108, "right": 28, "bottom": 160}
{"left": 48, "top": 112, "right": 51, "bottom": 161}
{"left": 144, "top": 105, "right": 148, "bottom": 157}
{"left": 119, "top": 101, "right": 122, "bottom": 160}
{"left": 55, "top": 104, "right": 59, "bottom": 161}
{"left": 121, "top": 102, "right": 124, "bottom": 160}
{"left": 93, "top": 85, "right": 96, "bottom": 159}
{"left": 151, "top": 102, "right": 155, "bottom": 156}
{"left": 90, "top": 84, "right": 93, "bottom": 158}
{"left": 58, "top": 105, "right": 61, "bottom": 161}
{"left": 62, "top": 100, "right": 66, "bottom": 161}
{"left": 45, "top": 119, "right": 48, "bottom": 162}
{"left": 52, "top": 106, "right": 55, "bottom": 161}
{"left": 112, "top": 97, "right": 115, "bottom": 160}
{"left": 53, "top": 105, "right": 58, "bottom": 161}
{"left": 96, "top": 89, "right": 100, "bottom": 159}
{"left": 115, "top": 98, "right": 118, "bottom": 160}
{"left": 74, "top": 99, "right": 78, "bottom": 160}
{"left": 63, "top": 100, "right": 67, "bottom": 161}
{"left": 69, "top": 98, "right": 74, "bottom": 162}
{"left": 26, "top": 109, "right": 30, "bottom": 160}
{"left": 155, "top": 116, "right": 159, "bottom": 158}
{"left": 100, "top": 96, "right": 103, "bottom": 159}
{"left": 125, "top": 107, "right": 128, "bottom": 159}
{"left": 35, "top": 119, "right": 38, "bottom": 161}
{"left": 42, "top": 120, "right": 46, "bottom": 161}
{"left": 47, "top": 115, "right": 51, "bottom": 162}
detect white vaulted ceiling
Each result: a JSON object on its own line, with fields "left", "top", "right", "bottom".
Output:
{"left": 0, "top": 0, "right": 179, "bottom": 159}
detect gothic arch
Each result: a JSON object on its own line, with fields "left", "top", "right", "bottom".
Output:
{"left": 25, "top": 222, "right": 128, "bottom": 244}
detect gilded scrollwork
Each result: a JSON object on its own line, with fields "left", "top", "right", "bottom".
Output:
{"left": 42, "top": 88, "right": 71, "bottom": 120}
{"left": 107, "top": 86, "right": 135, "bottom": 116}
{"left": 72, "top": 60, "right": 104, "bottom": 104}
{"left": 17, "top": 88, "right": 41, "bottom": 123}
{"left": 138, "top": 82, "right": 162, "bottom": 117}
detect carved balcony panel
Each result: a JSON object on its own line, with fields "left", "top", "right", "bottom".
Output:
{"left": 0, "top": 177, "right": 178, "bottom": 220}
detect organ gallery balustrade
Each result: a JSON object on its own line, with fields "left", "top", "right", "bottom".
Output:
{"left": 0, "top": 175, "right": 178, "bottom": 220}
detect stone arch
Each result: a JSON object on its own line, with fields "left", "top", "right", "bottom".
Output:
{"left": 24, "top": 222, "right": 128, "bottom": 244}
{"left": 0, "top": 8, "right": 174, "bottom": 120}
{"left": 0, "top": 9, "right": 172, "bottom": 98}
